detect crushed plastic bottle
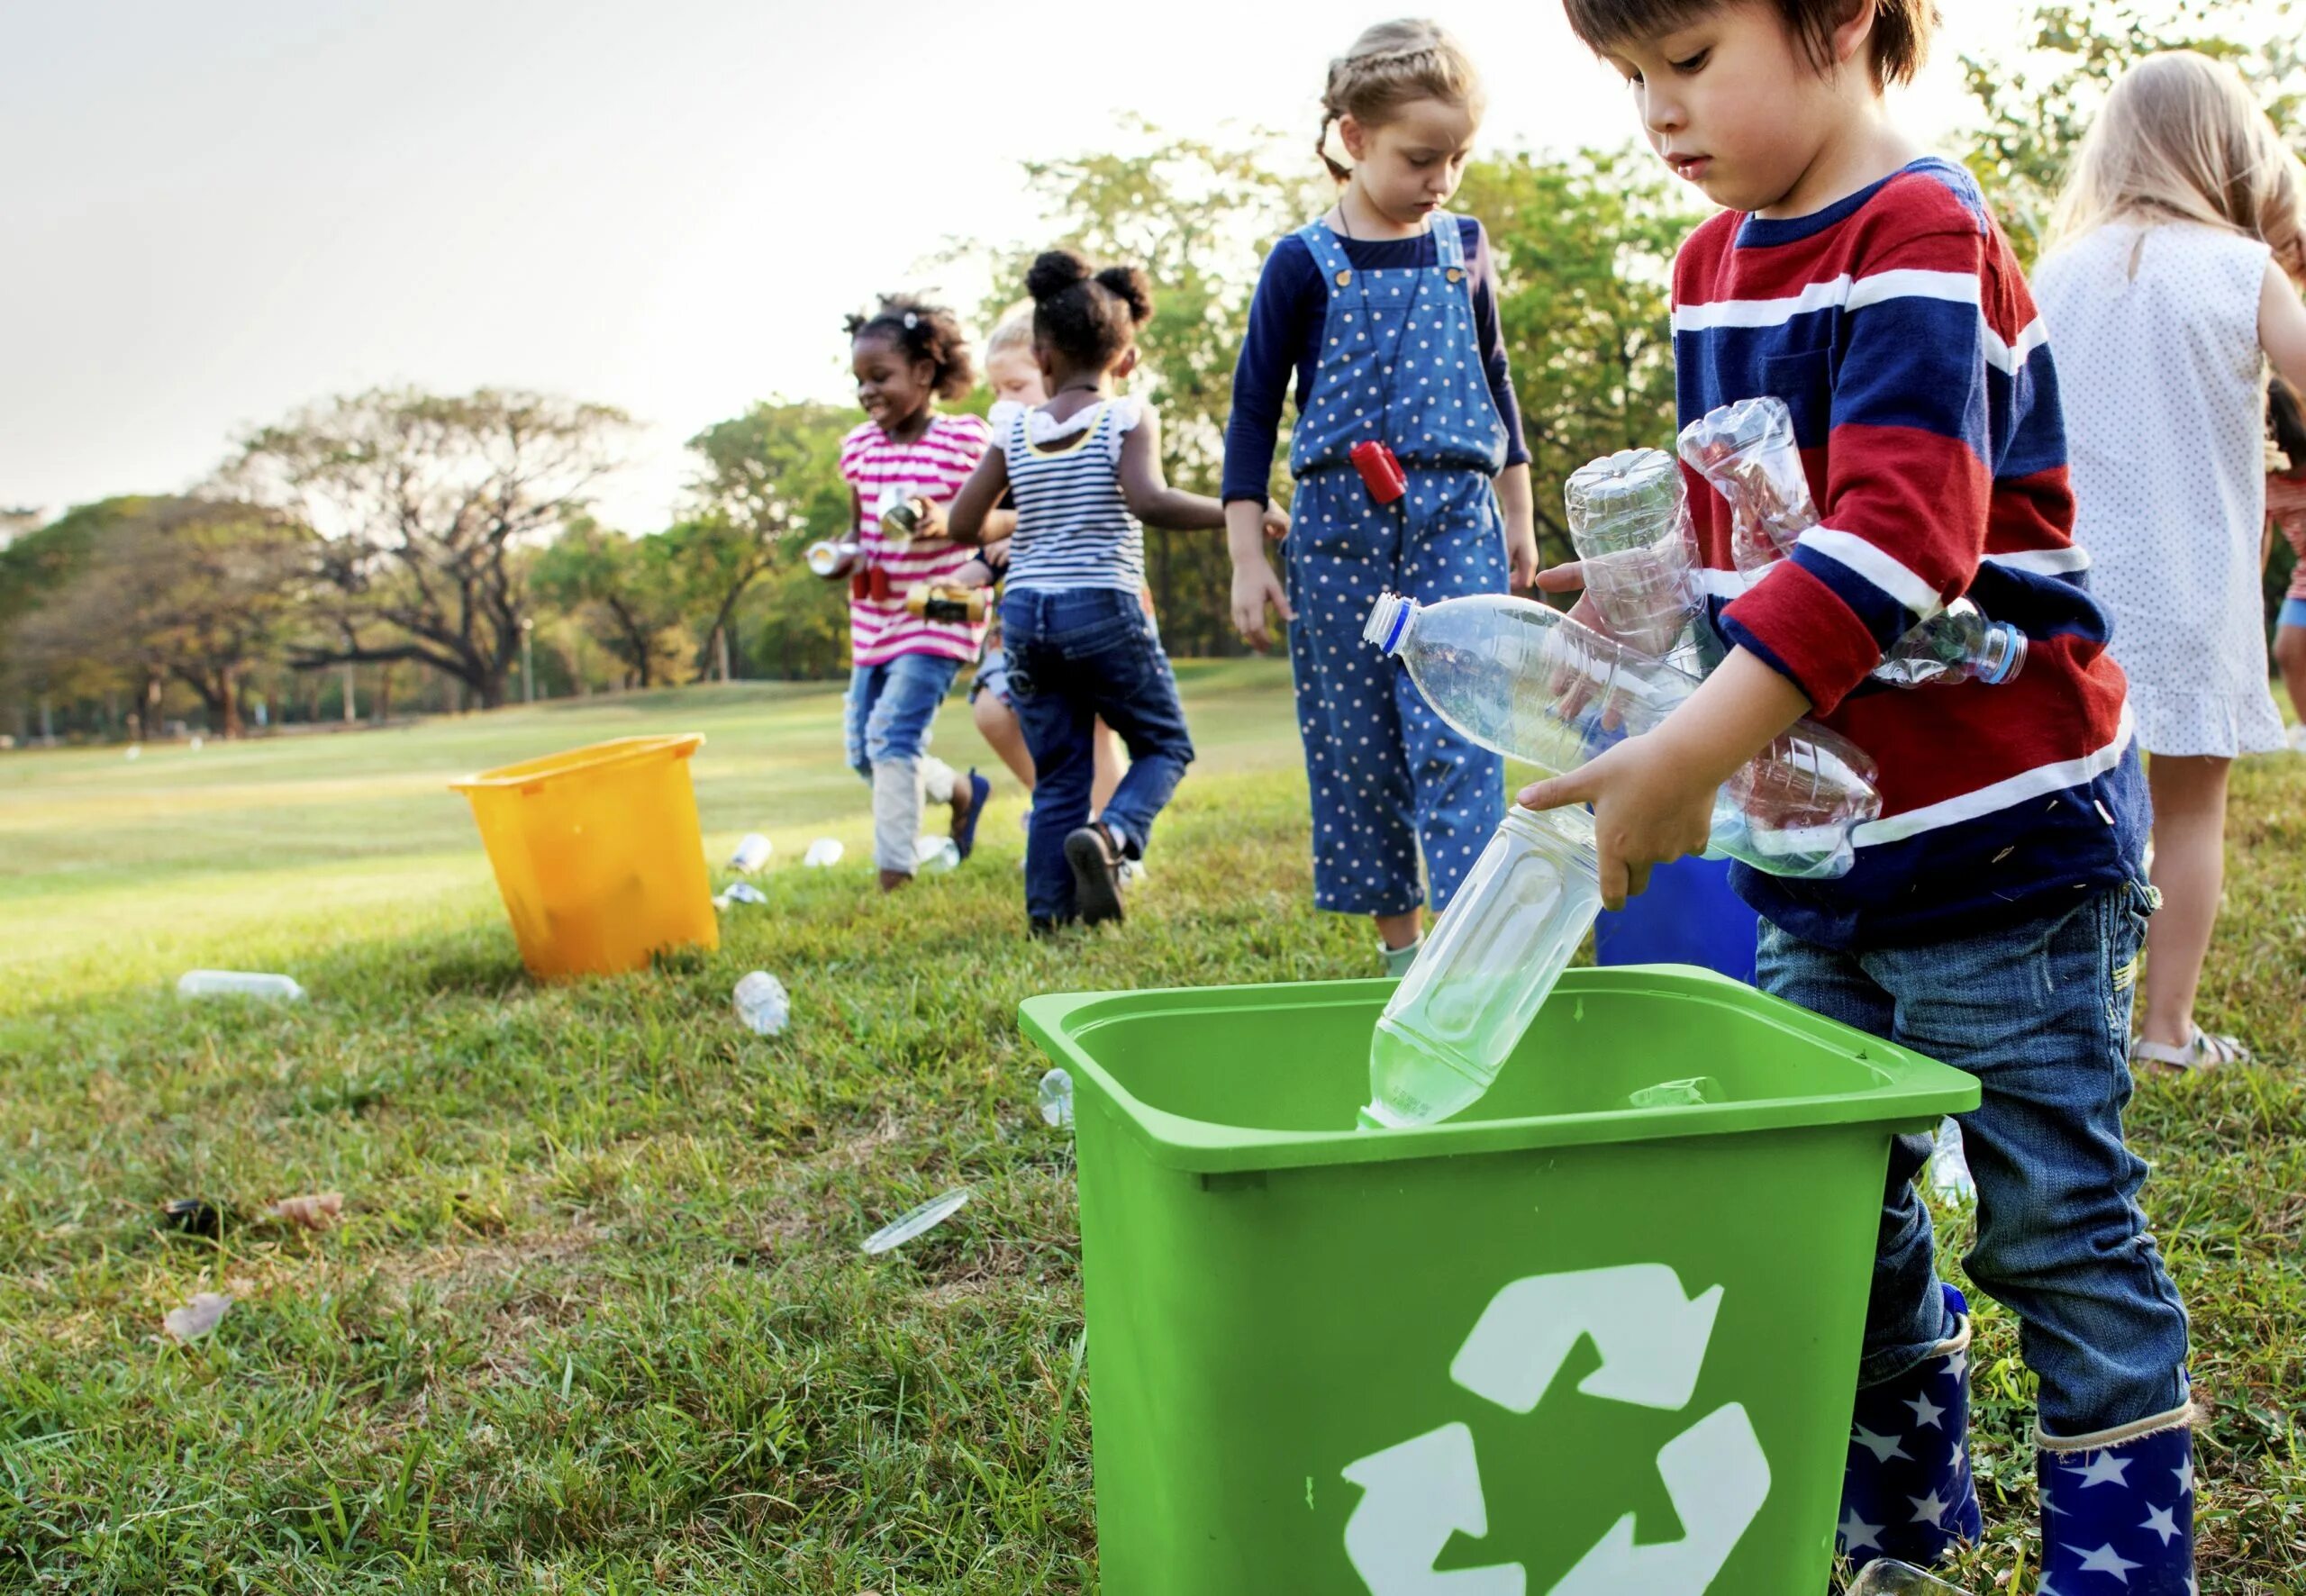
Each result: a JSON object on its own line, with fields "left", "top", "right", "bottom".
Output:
{"left": 1565, "top": 448, "right": 1703, "bottom": 661}
{"left": 1038, "top": 1067, "right": 1076, "bottom": 1128}
{"left": 913, "top": 835, "right": 960, "bottom": 874}
{"left": 861, "top": 1187, "right": 970, "bottom": 1255}
{"left": 177, "top": 970, "right": 306, "bottom": 1002}
{"left": 713, "top": 882, "right": 767, "bottom": 911}
{"left": 1364, "top": 805, "right": 1602, "bottom": 1129}
{"left": 1678, "top": 397, "right": 2027, "bottom": 686}
{"left": 803, "top": 838, "right": 845, "bottom": 868}
{"left": 729, "top": 832, "right": 774, "bottom": 873}
{"left": 1627, "top": 1075, "right": 1722, "bottom": 1110}
{"left": 1848, "top": 1559, "right": 1971, "bottom": 1594}
{"left": 1366, "top": 589, "right": 1882, "bottom": 880}
{"left": 732, "top": 970, "right": 790, "bottom": 1036}
{"left": 1929, "top": 1116, "right": 1976, "bottom": 1208}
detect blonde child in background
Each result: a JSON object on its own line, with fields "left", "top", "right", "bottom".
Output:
{"left": 962, "top": 308, "right": 1125, "bottom": 818}
{"left": 2036, "top": 51, "right": 2306, "bottom": 1069}
{"left": 1222, "top": 19, "right": 1541, "bottom": 976}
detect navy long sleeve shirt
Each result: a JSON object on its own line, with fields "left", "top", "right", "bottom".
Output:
{"left": 1221, "top": 216, "right": 1530, "bottom": 506}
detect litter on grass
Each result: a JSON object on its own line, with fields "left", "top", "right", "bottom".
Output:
{"left": 862, "top": 1188, "right": 971, "bottom": 1255}
{"left": 1039, "top": 1068, "right": 1075, "bottom": 1128}
{"left": 270, "top": 1192, "right": 344, "bottom": 1230}
{"left": 177, "top": 971, "right": 306, "bottom": 1002}
{"left": 163, "top": 1292, "right": 231, "bottom": 1343}
{"left": 733, "top": 971, "right": 790, "bottom": 1036}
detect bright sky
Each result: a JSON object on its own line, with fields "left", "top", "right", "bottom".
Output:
{"left": 3, "top": 0, "right": 2035, "bottom": 533}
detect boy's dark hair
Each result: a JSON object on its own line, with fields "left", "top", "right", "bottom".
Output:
{"left": 1562, "top": 0, "right": 1938, "bottom": 88}
{"left": 844, "top": 295, "right": 975, "bottom": 399}
{"left": 2273, "top": 377, "right": 2306, "bottom": 474}
{"left": 1025, "top": 249, "right": 1154, "bottom": 371}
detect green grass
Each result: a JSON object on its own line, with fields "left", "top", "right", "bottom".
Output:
{"left": 1, "top": 674, "right": 2300, "bottom": 1592}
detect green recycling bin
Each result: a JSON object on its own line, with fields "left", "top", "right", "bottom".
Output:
{"left": 1019, "top": 965, "right": 1978, "bottom": 1596}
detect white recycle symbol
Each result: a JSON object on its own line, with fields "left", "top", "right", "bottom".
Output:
{"left": 1341, "top": 1264, "right": 1771, "bottom": 1596}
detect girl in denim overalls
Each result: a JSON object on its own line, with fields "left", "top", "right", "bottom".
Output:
{"left": 1223, "top": 20, "right": 1539, "bottom": 972}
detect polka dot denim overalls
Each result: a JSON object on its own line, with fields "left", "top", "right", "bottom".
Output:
{"left": 1285, "top": 211, "right": 1510, "bottom": 915}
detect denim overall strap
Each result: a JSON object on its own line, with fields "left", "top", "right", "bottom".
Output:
{"left": 1288, "top": 212, "right": 1507, "bottom": 479}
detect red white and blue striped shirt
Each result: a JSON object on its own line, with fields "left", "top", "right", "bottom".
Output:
{"left": 1675, "top": 157, "right": 2146, "bottom": 947}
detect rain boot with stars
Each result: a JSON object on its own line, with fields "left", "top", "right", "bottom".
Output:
{"left": 1837, "top": 1283, "right": 1983, "bottom": 1573}
{"left": 2035, "top": 1401, "right": 2196, "bottom": 1595}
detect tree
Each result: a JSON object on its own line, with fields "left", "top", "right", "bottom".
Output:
{"left": 1457, "top": 147, "right": 1701, "bottom": 569}
{"left": 950, "top": 122, "right": 1321, "bottom": 657}
{"left": 531, "top": 518, "right": 695, "bottom": 689}
{"left": 679, "top": 399, "right": 853, "bottom": 677}
{"left": 8, "top": 497, "right": 312, "bottom": 737}
{"left": 1960, "top": 0, "right": 2303, "bottom": 256}
{"left": 227, "top": 387, "right": 631, "bottom": 708}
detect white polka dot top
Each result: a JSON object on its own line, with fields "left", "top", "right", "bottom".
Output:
{"left": 2036, "top": 220, "right": 2286, "bottom": 757}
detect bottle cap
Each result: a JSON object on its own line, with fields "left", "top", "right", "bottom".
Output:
{"left": 1362, "top": 592, "right": 1416, "bottom": 655}
{"left": 1979, "top": 623, "right": 2027, "bottom": 685}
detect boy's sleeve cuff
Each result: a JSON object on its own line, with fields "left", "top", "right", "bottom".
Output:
{"left": 1721, "top": 562, "right": 1884, "bottom": 715}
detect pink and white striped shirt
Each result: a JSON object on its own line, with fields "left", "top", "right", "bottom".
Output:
{"left": 838, "top": 413, "right": 994, "bottom": 667}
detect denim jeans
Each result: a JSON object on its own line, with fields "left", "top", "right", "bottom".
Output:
{"left": 846, "top": 653, "right": 962, "bottom": 873}
{"left": 1001, "top": 587, "right": 1194, "bottom": 922}
{"left": 1758, "top": 878, "right": 2191, "bottom": 1437}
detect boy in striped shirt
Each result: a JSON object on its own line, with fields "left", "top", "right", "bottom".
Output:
{"left": 1528, "top": 2, "right": 2194, "bottom": 1587}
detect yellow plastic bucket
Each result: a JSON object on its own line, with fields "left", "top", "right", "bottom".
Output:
{"left": 450, "top": 734, "right": 718, "bottom": 979}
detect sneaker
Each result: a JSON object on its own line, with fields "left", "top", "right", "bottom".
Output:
{"left": 1064, "top": 823, "right": 1127, "bottom": 926}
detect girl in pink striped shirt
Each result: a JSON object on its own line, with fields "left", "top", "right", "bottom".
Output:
{"left": 834, "top": 297, "right": 1012, "bottom": 890}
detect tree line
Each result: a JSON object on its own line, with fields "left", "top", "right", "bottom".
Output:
{"left": 3, "top": 2, "right": 2292, "bottom": 745}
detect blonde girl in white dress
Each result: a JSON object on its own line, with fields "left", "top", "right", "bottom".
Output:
{"left": 2036, "top": 51, "right": 2306, "bottom": 1069}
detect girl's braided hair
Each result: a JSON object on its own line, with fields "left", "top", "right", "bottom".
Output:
{"left": 1316, "top": 18, "right": 1485, "bottom": 183}
{"left": 844, "top": 295, "right": 976, "bottom": 400}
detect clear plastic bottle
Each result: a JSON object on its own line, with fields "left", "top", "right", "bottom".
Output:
{"left": 733, "top": 970, "right": 790, "bottom": 1036}
{"left": 1564, "top": 448, "right": 1702, "bottom": 662}
{"left": 729, "top": 832, "right": 773, "bottom": 873}
{"left": 1677, "top": 397, "right": 2027, "bottom": 687}
{"left": 1365, "top": 590, "right": 1882, "bottom": 880}
{"left": 1848, "top": 1559, "right": 1971, "bottom": 1594}
{"left": 1928, "top": 1116, "right": 1976, "bottom": 1208}
{"left": 1364, "top": 804, "right": 1602, "bottom": 1129}
{"left": 1038, "top": 1067, "right": 1076, "bottom": 1128}
{"left": 177, "top": 970, "right": 306, "bottom": 1002}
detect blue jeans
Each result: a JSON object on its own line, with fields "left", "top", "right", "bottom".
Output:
{"left": 1001, "top": 587, "right": 1194, "bottom": 923}
{"left": 1758, "top": 878, "right": 2190, "bottom": 1436}
{"left": 845, "top": 653, "right": 961, "bottom": 777}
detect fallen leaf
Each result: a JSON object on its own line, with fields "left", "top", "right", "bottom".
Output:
{"left": 269, "top": 1192, "right": 344, "bottom": 1230}
{"left": 163, "top": 1292, "right": 231, "bottom": 1343}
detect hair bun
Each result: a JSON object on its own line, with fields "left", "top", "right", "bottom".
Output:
{"left": 1094, "top": 264, "right": 1155, "bottom": 325}
{"left": 1026, "top": 249, "right": 1093, "bottom": 304}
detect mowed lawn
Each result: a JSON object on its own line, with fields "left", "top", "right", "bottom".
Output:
{"left": 1, "top": 668, "right": 2300, "bottom": 1592}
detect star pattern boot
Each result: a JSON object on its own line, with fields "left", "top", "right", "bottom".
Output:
{"left": 2036, "top": 1406, "right": 2195, "bottom": 1596}
{"left": 1838, "top": 1283, "right": 1983, "bottom": 1572}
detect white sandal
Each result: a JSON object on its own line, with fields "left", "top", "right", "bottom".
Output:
{"left": 2130, "top": 1026, "right": 2252, "bottom": 1071}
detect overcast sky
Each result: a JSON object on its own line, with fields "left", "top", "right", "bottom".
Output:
{"left": 3, "top": 0, "right": 2040, "bottom": 532}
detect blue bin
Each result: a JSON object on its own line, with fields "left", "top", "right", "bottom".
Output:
{"left": 1594, "top": 854, "right": 1758, "bottom": 982}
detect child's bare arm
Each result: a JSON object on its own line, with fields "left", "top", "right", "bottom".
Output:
{"left": 945, "top": 449, "right": 1012, "bottom": 546}
{"left": 1495, "top": 463, "right": 1539, "bottom": 590}
{"left": 1117, "top": 410, "right": 1227, "bottom": 530}
{"left": 2262, "top": 258, "right": 2306, "bottom": 392}
{"left": 1518, "top": 650, "right": 1812, "bottom": 910}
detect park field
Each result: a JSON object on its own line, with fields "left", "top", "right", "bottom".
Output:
{"left": 1, "top": 670, "right": 2301, "bottom": 1591}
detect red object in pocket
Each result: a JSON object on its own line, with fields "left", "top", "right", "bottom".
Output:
{"left": 1351, "top": 439, "right": 1408, "bottom": 505}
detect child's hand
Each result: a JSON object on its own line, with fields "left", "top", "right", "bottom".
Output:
{"left": 950, "top": 558, "right": 994, "bottom": 589}
{"left": 1534, "top": 560, "right": 1612, "bottom": 639}
{"left": 1505, "top": 521, "right": 1539, "bottom": 591}
{"left": 910, "top": 497, "right": 949, "bottom": 540}
{"left": 1232, "top": 556, "right": 1294, "bottom": 651}
{"left": 1517, "top": 734, "right": 1716, "bottom": 911}
{"left": 1262, "top": 504, "right": 1291, "bottom": 541}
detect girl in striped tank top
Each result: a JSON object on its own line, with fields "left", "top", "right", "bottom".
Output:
{"left": 951, "top": 250, "right": 1286, "bottom": 931}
